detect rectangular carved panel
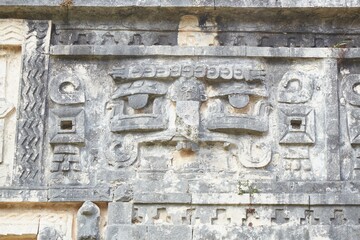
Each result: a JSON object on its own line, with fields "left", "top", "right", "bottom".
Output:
{"left": 14, "top": 20, "right": 51, "bottom": 186}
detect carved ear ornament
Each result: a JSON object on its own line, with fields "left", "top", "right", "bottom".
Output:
{"left": 277, "top": 70, "right": 314, "bottom": 104}
{"left": 105, "top": 135, "right": 138, "bottom": 168}
{"left": 49, "top": 74, "right": 85, "bottom": 104}
{"left": 343, "top": 74, "right": 360, "bottom": 106}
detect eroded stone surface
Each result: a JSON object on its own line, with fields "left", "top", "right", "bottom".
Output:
{"left": 77, "top": 201, "right": 100, "bottom": 240}
{"left": 0, "top": 20, "right": 25, "bottom": 187}
{"left": 2, "top": 5, "right": 360, "bottom": 240}
{"left": 178, "top": 15, "right": 219, "bottom": 47}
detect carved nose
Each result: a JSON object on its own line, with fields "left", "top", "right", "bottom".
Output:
{"left": 175, "top": 100, "right": 200, "bottom": 142}
{"left": 170, "top": 78, "right": 207, "bottom": 144}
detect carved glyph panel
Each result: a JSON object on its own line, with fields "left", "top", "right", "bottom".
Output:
{"left": 340, "top": 71, "right": 360, "bottom": 179}
{"left": 108, "top": 60, "right": 271, "bottom": 170}
{"left": 47, "top": 57, "right": 332, "bottom": 187}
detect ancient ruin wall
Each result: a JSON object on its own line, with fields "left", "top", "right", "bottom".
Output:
{"left": 1, "top": 1, "right": 360, "bottom": 239}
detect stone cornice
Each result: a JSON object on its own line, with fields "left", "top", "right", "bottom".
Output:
{"left": 0, "top": 0, "right": 360, "bottom": 8}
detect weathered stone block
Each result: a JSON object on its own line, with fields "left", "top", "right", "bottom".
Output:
{"left": 108, "top": 202, "right": 133, "bottom": 225}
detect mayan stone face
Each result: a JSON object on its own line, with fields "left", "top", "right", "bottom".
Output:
{"left": 3, "top": 3, "right": 360, "bottom": 239}
{"left": 46, "top": 56, "right": 332, "bottom": 186}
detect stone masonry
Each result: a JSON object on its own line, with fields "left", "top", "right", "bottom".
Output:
{"left": 1, "top": 1, "right": 360, "bottom": 239}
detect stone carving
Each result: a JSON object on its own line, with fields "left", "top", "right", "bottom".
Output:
{"left": 52, "top": 26, "right": 177, "bottom": 46}
{"left": 341, "top": 74, "right": 360, "bottom": 176}
{"left": 5, "top": 4, "right": 360, "bottom": 240}
{"left": 170, "top": 77, "right": 207, "bottom": 142}
{"left": 128, "top": 34, "right": 143, "bottom": 45}
{"left": 211, "top": 209, "right": 231, "bottom": 225}
{"left": 330, "top": 210, "right": 347, "bottom": 225}
{"left": 0, "top": 19, "right": 25, "bottom": 45}
{"left": 277, "top": 70, "right": 317, "bottom": 178}
{"left": 77, "top": 201, "right": 100, "bottom": 240}
{"left": 283, "top": 146, "right": 312, "bottom": 173}
{"left": 238, "top": 138, "right": 272, "bottom": 168}
{"left": 271, "top": 209, "right": 289, "bottom": 224}
{"left": 102, "top": 32, "right": 118, "bottom": 45}
{"left": 110, "top": 64, "right": 265, "bottom": 81}
{"left": 277, "top": 71, "right": 314, "bottom": 103}
{"left": 51, "top": 17, "right": 360, "bottom": 48}
{"left": 49, "top": 74, "right": 85, "bottom": 105}
{"left": 38, "top": 227, "right": 63, "bottom": 240}
{"left": 48, "top": 108, "right": 85, "bottom": 183}
{"left": 342, "top": 74, "right": 360, "bottom": 106}
{"left": 278, "top": 106, "right": 315, "bottom": 144}
{"left": 49, "top": 108, "right": 85, "bottom": 144}
{"left": 346, "top": 109, "right": 360, "bottom": 145}
{"left": 110, "top": 80, "right": 168, "bottom": 132}
{"left": 51, "top": 145, "right": 81, "bottom": 173}
{"left": 206, "top": 101, "right": 270, "bottom": 134}
{"left": 300, "top": 210, "right": 320, "bottom": 225}
{"left": 242, "top": 209, "right": 261, "bottom": 227}
{"left": 74, "top": 33, "right": 91, "bottom": 45}
{"left": 153, "top": 208, "right": 173, "bottom": 224}
{"left": 15, "top": 20, "right": 51, "bottom": 186}
{"left": 108, "top": 60, "right": 271, "bottom": 168}
{"left": 106, "top": 136, "right": 138, "bottom": 168}
{"left": 48, "top": 71, "right": 86, "bottom": 184}
{"left": 107, "top": 204, "right": 360, "bottom": 239}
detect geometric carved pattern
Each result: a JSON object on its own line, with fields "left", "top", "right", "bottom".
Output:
{"left": 14, "top": 20, "right": 51, "bottom": 186}
{"left": 49, "top": 108, "right": 85, "bottom": 144}
{"left": 278, "top": 106, "right": 316, "bottom": 144}
{"left": 0, "top": 20, "right": 24, "bottom": 45}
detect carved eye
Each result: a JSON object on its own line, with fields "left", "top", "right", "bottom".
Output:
{"left": 208, "top": 82, "right": 268, "bottom": 111}
{"left": 112, "top": 80, "right": 167, "bottom": 112}
{"left": 110, "top": 80, "right": 168, "bottom": 132}
{"left": 228, "top": 94, "right": 250, "bottom": 109}
{"left": 127, "top": 94, "right": 149, "bottom": 110}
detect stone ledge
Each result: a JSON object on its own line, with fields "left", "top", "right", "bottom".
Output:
{"left": 1, "top": 0, "right": 360, "bottom": 8}
{"left": 0, "top": 188, "right": 47, "bottom": 202}
{"left": 134, "top": 193, "right": 192, "bottom": 204}
{"left": 0, "top": 188, "right": 359, "bottom": 205}
{"left": 50, "top": 45, "right": 355, "bottom": 58}
{"left": 48, "top": 187, "right": 111, "bottom": 202}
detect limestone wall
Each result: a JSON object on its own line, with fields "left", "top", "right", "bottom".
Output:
{"left": 1, "top": 2, "right": 360, "bottom": 239}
